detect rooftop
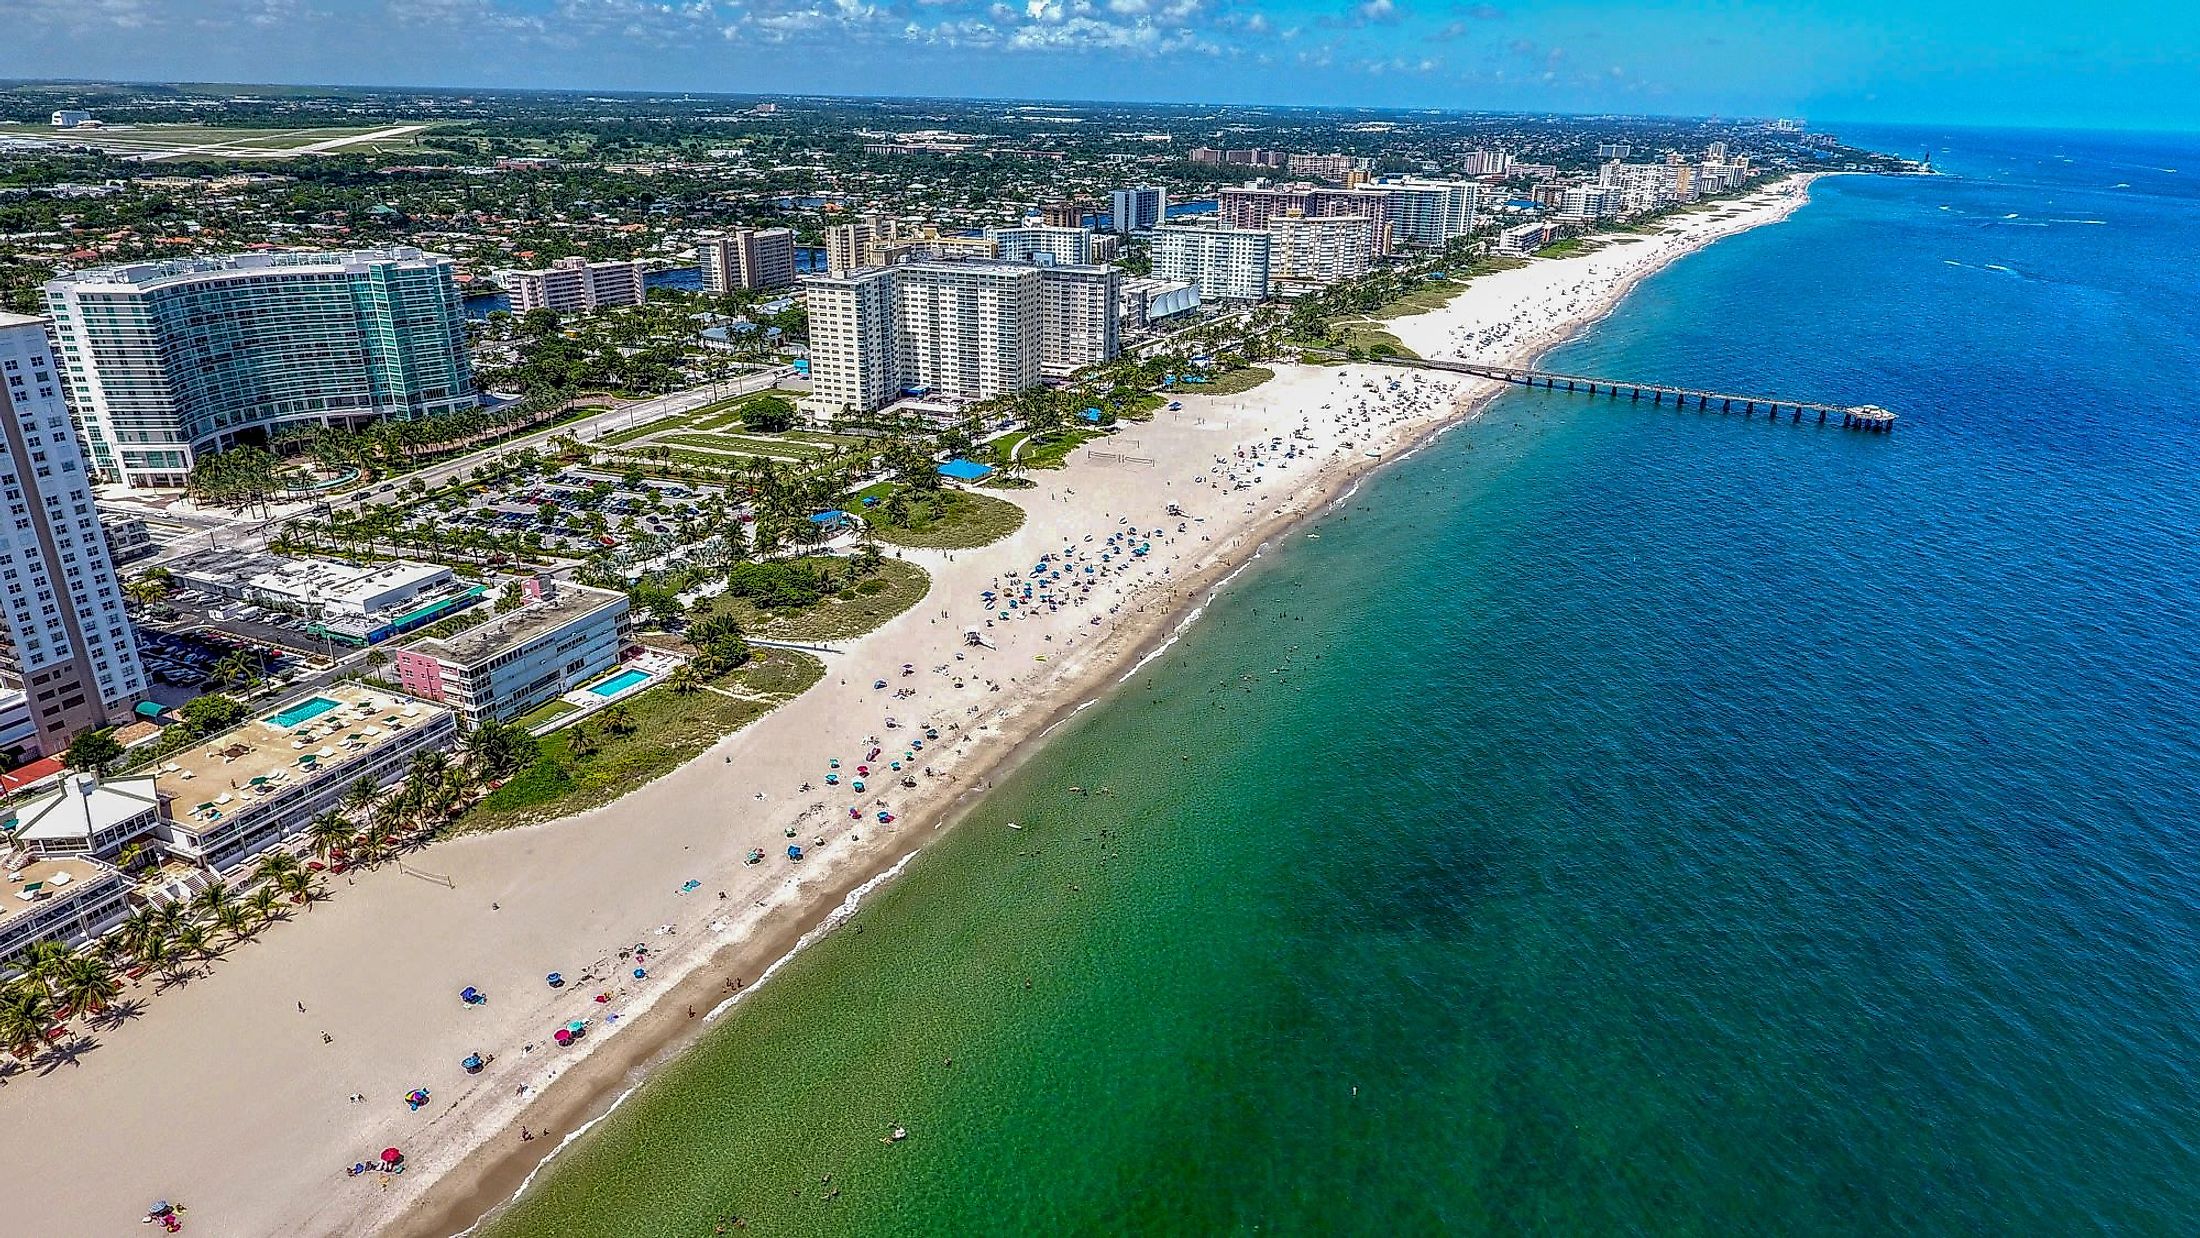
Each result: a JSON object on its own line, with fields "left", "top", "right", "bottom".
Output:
{"left": 0, "top": 856, "right": 121, "bottom": 929}
{"left": 49, "top": 246, "right": 447, "bottom": 290}
{"left": 405, "top": 582, "right": 626, "bottom": 669}
{"left": 0, "top": 311, "right": 48, "bottom": 329}
{"left": 152, "top": 684, "right": 452, "bottom": 823}
{"left": 8, "top": 773, "right": 160, "bottom": 845}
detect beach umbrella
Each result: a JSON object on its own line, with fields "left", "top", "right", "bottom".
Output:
{"left": 568, "top": 1019, "right": 586, "bottom": 1034}
{"left": 382, "top": 1148, "right": 402, "bottom": 1165}
{"left": 554, "top": 1028, "right": 574, "bottom": 1046}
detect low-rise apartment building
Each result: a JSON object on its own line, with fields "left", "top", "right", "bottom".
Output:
{"left": 157, "top": 684, "right": 458, "bottom": 874}
{"left": 392, "top": 578, "right": 630, "bottom": 726}
{"left": 0, "top": 856, "right": 130, "bottom": 972}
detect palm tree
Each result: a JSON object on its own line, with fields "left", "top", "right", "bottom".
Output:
{"left": 193, "top": 880, "right": 236, "bottom": 925}
{"left": 566, "top": 723, "right": 599, "bottom": 758}
{"left": 664, "top": 665, "right": 703, "bottom": 696}
{"left": 213, "top": 901, "right": 254, "bottom": 944}
{"left": 114, "top": 908, "right": 165, "bottom": 971}
{"left": 246, "top": 885, "right": 284, "bottom": 927}
{"left": 169, "top": 921, "right": 214, "bottom": 967}
{"left": 276, "top": 868, "right": 318, "bottom": 908}
{"left": 52, "top": 954, "right": 119, "bottom": 1019}
{"left": 0, "top": 981, "right": 56, "bottom": 1061}
{"left": 12, "top": 939, "right": 72, "bottom": 990}
{"left": 342, "top": 775, "right": 379, "bottom": 819}
{"left": 307, "top": 811, "right": 353, "bottom": 863}
{"left": 116, "top": 841, "right": 148, "bottom": 878}
{"left": 253, "top": 849, "right": 303, "bottom": 888}
{"left": 599, "top": 705, "right": 637, "bottom": 737}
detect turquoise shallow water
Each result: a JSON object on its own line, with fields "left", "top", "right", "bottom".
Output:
{"left": 488, "top": 127, "right": 2200, "bottom": 1236}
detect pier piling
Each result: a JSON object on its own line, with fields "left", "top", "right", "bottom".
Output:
{"left": 1378, "top": 358, "right": 1896, "bottom": 436}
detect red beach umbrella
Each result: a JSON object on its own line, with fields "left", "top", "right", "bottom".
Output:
{"left": 382, "top": 1148, "right": 403, "bottom": 1164}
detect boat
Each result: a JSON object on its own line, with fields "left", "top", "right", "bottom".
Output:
{"left": 1007, "top": 822, "right": 1024, "bottom": 830}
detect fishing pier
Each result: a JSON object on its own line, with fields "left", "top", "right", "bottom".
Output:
{"left": 1382, "top": 357, "right": 1897, "bottom": 432}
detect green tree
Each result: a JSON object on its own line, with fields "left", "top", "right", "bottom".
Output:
{"left": 741, "top": 394, "right": 799, "bottom": 433}
{"left": 65, "top": 729, "right": 123, "bottom": 777}
{"left": 181, "top": 693, "right": 249, "bottom": 735}
{"left": 0, "top": 982, "right": 56, "bottom": 1060}
{"left": 53, "top": 953, "right": 119, "bottom": 1019}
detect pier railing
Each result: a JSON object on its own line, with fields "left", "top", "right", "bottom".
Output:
{"left": 1378, "top": 357, "right": 1896, "bottom": 432}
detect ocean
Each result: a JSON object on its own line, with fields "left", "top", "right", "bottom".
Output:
{"left": 484, "top": 126, "right": 2200, "bottom": 1235}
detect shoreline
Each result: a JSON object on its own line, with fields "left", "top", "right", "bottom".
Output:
{"left": 393, "top": 172, "right": 1827, "bottom": 1238}
{"left": 0, "top": 175, "right": 1822, "bottom": 1238}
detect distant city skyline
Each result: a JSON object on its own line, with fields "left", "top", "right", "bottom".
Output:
{"left": 5, "top": 0, "right": 2196, "bottom": 132}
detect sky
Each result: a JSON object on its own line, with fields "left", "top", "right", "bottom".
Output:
{"left": 6, "top": 0, "right": 2200, "bottom": 130}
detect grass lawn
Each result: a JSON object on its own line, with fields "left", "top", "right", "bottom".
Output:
{"left": 615, "top": 445, "right": 748, "bottom": 471}
{"left": 600, "top": 414, "right": 695, "bottom": 446}
{"left": 514, "top": 698, "right": 579, "bottom": 730}
{"left": 665, "top": 432, "right": 822, "bottom": 458}
{"left": 1195, "top": 366, "right": 1276, "bottom": 396}
{"left": 785, "top": 430, "right": 872, "bottom": 448}
{"left": 460, "top": 647, "right": 825, "bottom": 831}
{"left": 703, "top": 555, "right": 931, "bottom": 642}
{"left": 1371, "top": 281, "right": 1468, "bottom": 319}
{"left": 1536, "top": 237, "right": 1596, "bottom": 259}
{"left": 1329, "top": 320, "right": 1419, "bottom": 358}
{"left": 864, "top": 487, "right": 1027, "bottom": 549}
{"left": 1115, "top": 392, "right": 1167, "bottom": 420}
{"left": 1017, "top": 428, "right": 1105, "bottom": 470}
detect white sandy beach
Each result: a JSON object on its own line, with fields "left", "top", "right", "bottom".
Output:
{"left": 0, "top": 175, "right": 1818, "bottom": 1237}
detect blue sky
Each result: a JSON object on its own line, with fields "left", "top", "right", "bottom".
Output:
{"left": 6, "top": 0, "right": 2200, "bottom": 130}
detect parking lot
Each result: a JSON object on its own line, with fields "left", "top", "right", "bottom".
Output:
{"left": 133, "top": 625, "right": 318, "bottom": 708}
{"left": 368, "top": 467, "right": 755, "bottom": 561}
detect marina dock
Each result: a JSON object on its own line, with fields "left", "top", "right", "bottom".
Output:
{"left": 1382, "top": 357, "right": 1897, "bottom": 432}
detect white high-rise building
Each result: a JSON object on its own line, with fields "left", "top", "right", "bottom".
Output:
{"left": 1109, "top": 186, "right": 1167, "bottom": 234}
{"left": 494, "top": 256, "right": 646, "bottom": 314}
{"left": 1376, "top": 178, "right": 1480, "bottom": 248}
{"left": 990, "top": 226, "right": 1095, "bottom": 266}
{"left": 803, "top": 267, "right": 900, "bottom": 418}
{"left": 1150, "top": 226, "right": 1273, "bottom": 301}
{"left": 894, "top": 263, "right": 1043, "bottom": 403}
{"left": 824, "top": 217, "right": 883, "bottom": 275}
{"left": 1461, "top": 150, "right": 1513, "bottom": 176}
{"left": 0, "top": 313, "right": 146, "bottom": 751}
{"left": 800, "top": 261, "right": 1120, "bottom": 417}
{"left": 1268, "top": 214, "right": 1376, "bottom": 293}
{"left": 699, "top": 228, "right": 797, "bottom": 292}
{"left": 1034, "top": 265, "right": 1121, "bottom": 377}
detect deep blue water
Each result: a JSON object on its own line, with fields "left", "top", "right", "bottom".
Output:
{"left": 491, "top": 127, "right": 2200, "bottom": 1235}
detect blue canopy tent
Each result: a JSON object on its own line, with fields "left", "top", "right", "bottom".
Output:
{"left": 938, "top": 459, "right": 995, "bottom": 482}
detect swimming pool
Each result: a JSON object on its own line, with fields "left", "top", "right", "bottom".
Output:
{"left": 588, "top": 669, "right": 651, "bottom": 698}
{"left": 267, "top": 696, "right": 342, "bottom": 728}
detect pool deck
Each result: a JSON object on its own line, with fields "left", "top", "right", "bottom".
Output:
{"left": 153, "top": 684, "right": 445, "bottom": 816}
{"left": 529, "top": 651, "right": 685, "bottom": 736}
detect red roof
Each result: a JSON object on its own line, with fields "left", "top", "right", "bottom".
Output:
{"left": 0, "top": 756, "right": 68, "bottom": 795}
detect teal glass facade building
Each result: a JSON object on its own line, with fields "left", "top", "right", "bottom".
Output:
{"left": 43, "top": 247, "right": 475, "bottom": 489}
